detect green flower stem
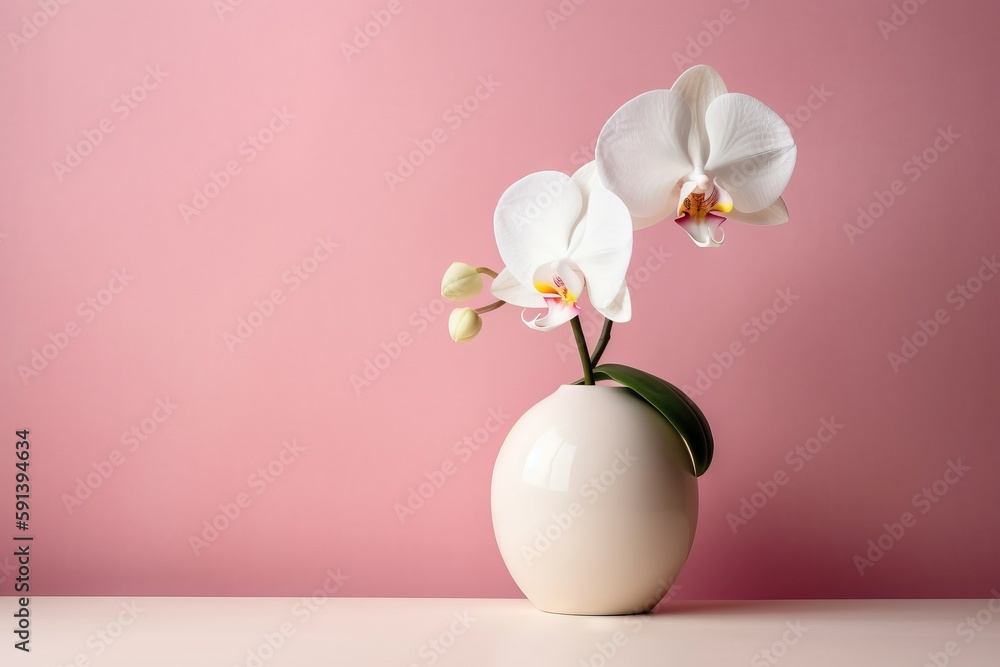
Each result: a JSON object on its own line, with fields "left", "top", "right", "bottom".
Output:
{"left": 590, "top": 318, "right": 613, "bottom": 366}
{"left": 476, "top": 267, "right": 499, "bottom": 278}
{"left": 570, "top": 316, "right": 594, "bottom": 386}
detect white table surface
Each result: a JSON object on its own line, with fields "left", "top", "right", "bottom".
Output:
{"left": 5, "top": 597, "right": 1000, "bottom": 666}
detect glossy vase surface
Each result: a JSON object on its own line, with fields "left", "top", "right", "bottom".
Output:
{"left": 491, "top": 384, "right": 699, "bottom": 615}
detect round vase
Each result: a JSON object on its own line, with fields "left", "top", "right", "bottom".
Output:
{"left": 490, "top": 384, "right": 698, "bottom": 615}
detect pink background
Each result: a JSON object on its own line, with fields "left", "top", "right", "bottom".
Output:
{"left": 1, "top": 0, "right": 998, "bottom": 600}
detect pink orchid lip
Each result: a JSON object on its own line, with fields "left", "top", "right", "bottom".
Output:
{"left": 523, "top": 297, "right": 582, "bottom": 331}
{"left": 542, "top": 295, "right": 581, "bottom": 312}
{"left": 672, "top": 178, "right": 733, "bottom": 247}
{"left": 525, "top": 270, "right": 584, "bottom": 331}
{"left": 675, "top": 211, "right": 726, "bottom": 247}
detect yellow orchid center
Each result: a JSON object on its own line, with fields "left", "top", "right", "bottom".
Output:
{"left": 673, "top": 178, "right": 734, "bottom": 247}
{"left": 679, "top": 185, "right": 733, "bottom": 220}
{"left": 534, "top": 274, "right": 578, "bottom": 305}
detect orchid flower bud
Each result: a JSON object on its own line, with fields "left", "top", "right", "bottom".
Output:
{"left": 449, "top": 307, "right": 482, "bottom": 343}
{"left": 441, "top": 262, "right": 484, "bottom": 301}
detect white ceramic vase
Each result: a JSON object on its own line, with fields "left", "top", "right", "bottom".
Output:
{"left": 491, "top": 384, "right": 698, "bottom": 615}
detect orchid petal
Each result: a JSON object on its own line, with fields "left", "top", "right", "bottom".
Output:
{"left": 703, "top": 93, "right": 796, "bottom": 214}
{"left": 671, "top": 64, "right": 728, "bottom": 167}
{"left": 524, "top": 300, "right": 579, "bottom": 332}
{"left": 730, "top": 197, "right": 790, "bottom": 226}
{"left": 596, "top": 90, "right": 694, "bottom": 222}
{"left": 711, "top": 181, "right": 734, "bottom": 213}
{"left": 571, "top": 188, "right": 633, "bottom": 309}
{"left": 568, "top": 161, "right": 599, "bottom": 251}
{"left": 570, "top": 160, "right": 599, "bottom": 205}
{"left": 595, "top": 282, "right": 631, "bottom": 323}
{"left": 676, "top": 212, "right": 725, "bottom": 248}
{"left": 632, "top": 184, "right": 677, "bottom": 230}
{"left": 573, "top": 159, "right": 666, "bottom": 231}
{"left": 494, "top": 171, "right": 582, "bottom": 288}
{"left": 490, "top": 267, "right": 546, "bottom": 308}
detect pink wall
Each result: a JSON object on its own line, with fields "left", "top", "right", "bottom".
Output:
{"left": 1, "top": 0, "right": 998, "bottom": 599}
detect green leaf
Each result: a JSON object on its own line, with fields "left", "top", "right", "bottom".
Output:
{"left": 588, "top": 363, "right": 714, "bottom": 477}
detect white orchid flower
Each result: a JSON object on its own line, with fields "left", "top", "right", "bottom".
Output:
{"left": 490, "top": 165, "right": 633, "bottom": 331}
{"left": 596, "top": 64, "right": 796, "bottom": 247}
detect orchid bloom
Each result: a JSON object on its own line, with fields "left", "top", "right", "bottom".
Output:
{"left": 490, "top": 166, "right": 632, "bottom": 331}
{"left": 596, "top": 64, "right": 796, "bottom": 247}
